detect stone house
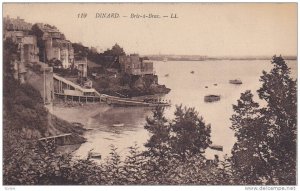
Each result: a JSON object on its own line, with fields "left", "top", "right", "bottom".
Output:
{"left": 119, "top": 54, "right": 154, "bottom": 75}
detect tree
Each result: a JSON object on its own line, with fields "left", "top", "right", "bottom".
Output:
{"left": 144, "top": 105, "right": 212, "bottom": 161}
{"left": 230, "top": 56, "right": 297, "bottom": 184}
{"left": 121, "top": 144, "right": 148, "bottom": 184}
{"left": 170, "top": 105, "right": 212, "bottom": 160}
{"left": 144, "top": 106, "right": 171, "bottom": 158}
{"left": 257, "top": 56, "right": 297, "bottom": 184}
{"left": 103, "top": 43, "right": 125, "bottom": 69}
{"left": 30, "top": 24, "right": 46, "bottom": 62}
{"left": 230, "top": 91, "right": 269, "bottom": 184}
{"left": 3, "top": 38, "right": 18, "bottom": 103}
{"left": 103, "top": 43, "right": 125, "bottom": 57}
{"left": 72, "top": 43, "right": 89, "bottom": 58}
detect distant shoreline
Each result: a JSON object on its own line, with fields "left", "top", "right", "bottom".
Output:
{"left": 146, "top": 56, "right": 297, "bottom": 62}
{"left": 149, "top": 58, "right": 297, "bottom": 62}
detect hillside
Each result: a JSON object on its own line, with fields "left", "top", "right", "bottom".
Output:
{"left": 3, "top": 39, "right": 86, "bottom": 145}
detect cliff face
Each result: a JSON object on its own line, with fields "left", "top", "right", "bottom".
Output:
{"left": 131, "top": 74, "right": 170, "bottom": 96}
{"left": 92, "top": 73, "right": 170, "bottom": 97}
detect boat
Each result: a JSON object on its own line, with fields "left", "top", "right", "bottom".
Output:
{"left": 190, "top": 71, "right": 195, "bottom": 74}
{"left": 88, "top": 150, "right": 102, "bottom": 159}
{"left": 204, "top": 95, "right": 221, "bottom": 102}
{"left": 113, "top": 122, "right": 124, "bottom": 127}
{"left": 90, "top": 152, "right": 101, "bottom": 159}
{"left": 209, "top": 144, "right": 223, "bottom": 151}
{"left": 229, "top": 79, "right": 242, "bottom": 85}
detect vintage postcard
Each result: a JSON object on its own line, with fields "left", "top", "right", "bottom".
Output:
{"left": 2, "top": 2, "right": 297, "bottom": 189}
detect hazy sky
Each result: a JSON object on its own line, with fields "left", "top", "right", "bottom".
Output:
{"left": 3, "top": 3, "right": 297, "bottom": 56}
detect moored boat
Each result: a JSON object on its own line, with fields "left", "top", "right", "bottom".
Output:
{"left": 90, "top": 152, "right": 101, "bottom": 159}
{"left": 204, "top": 95, "right": 221, "bottom": 102}
{"left": 88, "top": 150, "right": 102, "bottom": 159}
{"left": 113, "top": 122, "right": 124, "bottom": 127}
{"left": 209, "top": 144, "right": 223, "bottom": 151}
{"left": 229, "top": 79, "right": 242, "bottom": 85}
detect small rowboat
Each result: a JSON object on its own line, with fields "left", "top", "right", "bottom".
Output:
{"left": 209, "top": 145, "right": 223, "bottom": 151}
{"left": 90, "top": 152, "right": 101, "bottom": 159}
{"left": 88, "top": 150, "right": 102, "bottom": 159}
{"left": 113, "top": 122, "right": 124, "bottom": 127}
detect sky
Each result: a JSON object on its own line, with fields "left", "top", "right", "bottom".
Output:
{"left": 3, "top": 3, "right": 297, "bottom": 57}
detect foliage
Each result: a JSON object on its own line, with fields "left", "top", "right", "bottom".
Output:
{"left": 150, "top": 154, "right": 233, "bottom": 185}
{"left": 257, "top": 56, "right": 297, "bottom": 184}
{"left": 3, "top": 138, "right": 235, "bottom": 185}
{"left": 230, "top": 91, "right": 269, "bottom": 184}
{"left": 72, "top": 43, "right": 125, "bottom": 69}
{"left": 48, "top": 58, "right": 63, "bottom": 68}
{"left": 103, "top": 43, "right": 125, "bottom": 57}
{"left": 4, "top": 137, "right": 70, "bottom": 185}
{"left": 4, "top": 81, "right": 48, "bottom": 134}
{"left": 30, "top": 24, "right": 46, "bottom": 62}
{"left": 144, "top": 106, "right": 171, "bottom": 158}
{"left": 144, "top": 105, "right": 212, "bottom": 160}
{"left": 101, "top": 145, "right": 124, "bottom": 184}
{"left": 72, "top": 43, "right": 89, "bottom": 58}
{"left": 230, "top": 56, "right": 297, "bottom": 185}
{"left": 122, "top": 144, "right": 148, "bottom": 184}
{"left": 171, "top": 105, "right": 212, "bottom": 159}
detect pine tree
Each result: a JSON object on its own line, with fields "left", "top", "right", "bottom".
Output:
{"left": 231, "top": 56, "right": 297, "bottom": 184}
{"left": 144, "top": 106, "right": 171, "bottom": 158}
{"left": 170, "top": 105, "right": 212, "bottom": 160}
{"left": 230, "top": 91, "right": 269, "bottom": 184}
{"left": 258, "top": 56, "right": 297, "bottom": 184}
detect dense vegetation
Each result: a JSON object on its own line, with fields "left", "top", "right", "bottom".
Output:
{"left": 230, "top": 56, "right": 297, "bottom": 184}
{"left": 72, "top": 43, "right": 125, "bottom": 69}
{"left": 3, "top": 39, "right": 86, "bottom": 184}
{"left": 3, "top": 35, "right": 296, "bottom": 185}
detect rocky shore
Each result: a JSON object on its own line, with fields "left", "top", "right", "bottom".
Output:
{"left": 92, "top": 73, "right": 171, "bottom": 97}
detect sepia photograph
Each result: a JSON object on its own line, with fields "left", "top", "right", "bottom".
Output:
{"left": 2, "top": 2, "right": 297, "bottom": 188}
